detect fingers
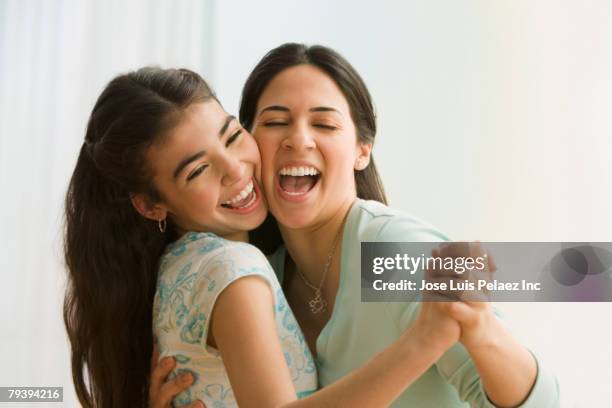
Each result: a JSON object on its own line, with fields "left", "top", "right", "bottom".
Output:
{"left": 155, "top": 371, "right": 194, "bottom": 407}
{"left": 183, "top": 400, "right": 206, "bottom": 408}
{"left": 436, "top": 241, "right": 489, "bottom": 261}
{"left": 151, "top": 340, "right": 160, "bottom": 371}
{"left": 433, "top": 242, "right": 497, "bottom": 276}
{"left": 428, "top": 243, "right": 494, "bottom": 304}
{"left": 150, "top": 356, "right": 176, "bottom": 400}
{"left": 486, "top": 252, "right": 497, "bottom": 272}
{"left": 445, "top": 301, "right": 475, "bottom": 323}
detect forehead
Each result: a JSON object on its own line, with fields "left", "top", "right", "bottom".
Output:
{"left": 169, "top": 101, "right": 226, "bottom": 139}
{"left": 147, "top": 101, "right": 226, "bottom": 173}
{"left": 257, "top": 64, "right": 350, "bottom": 113}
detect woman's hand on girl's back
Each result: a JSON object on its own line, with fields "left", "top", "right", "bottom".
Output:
{"left": 149, "top": 349, "right": 206, "bottom": 408}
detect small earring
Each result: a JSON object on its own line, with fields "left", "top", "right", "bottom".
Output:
{"left": 158, "top": 218, "right": 167, "bottom": 233}
{"left": 355, "top": 159, "right": 365, "bottom": 170}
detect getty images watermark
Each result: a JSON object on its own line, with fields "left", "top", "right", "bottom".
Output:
{"left": 361, "top": 242, "right": 612, "bottom": 302}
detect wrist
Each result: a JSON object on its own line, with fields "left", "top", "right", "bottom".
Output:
{"left": 407, "top": 319, "right": 454, "bottom": 359}
{"left": 462, "top": 311, "right": 505, "bottom": 354}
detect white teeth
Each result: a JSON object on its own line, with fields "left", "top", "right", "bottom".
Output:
{"left": 279, "top": 166, "right": 320, "bottom": 176}
{"left": 223, "top": 180, "right": 254, "bottom": 205}
{"left": 236, "top": 191, "right": 256, "bottom": 208}
{"left": 225, "top": 191, "right": 257, "bottom": 209}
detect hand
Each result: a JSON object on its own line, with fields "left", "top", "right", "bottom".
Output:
{"left": 430, "top": 243, "right": 540, "bottom": 407}
{"left": 412, "top": 300, "right": 462, "bottom": 354}
{"left": 431, "top": 242, "right": 499, "bottom": 351}
{"left": 414, "top": 256, "right": 463, "bottom": 353}
{"left": 149, "top": 344, "right": 205, "bottom": 408}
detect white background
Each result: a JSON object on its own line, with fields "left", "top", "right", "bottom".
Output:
{"left": 1, "top": 1, "right": 610, "bottom": 406}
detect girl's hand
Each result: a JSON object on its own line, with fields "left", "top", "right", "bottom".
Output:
{"left": 430, "top": 242, "right": 499, "bottom": 352}
{"left": 149, "top": 345, "right": 205, "bottom": 408}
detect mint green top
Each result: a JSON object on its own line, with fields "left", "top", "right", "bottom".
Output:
{"left": 268, "top": 199, "right": 560, "bottom": 407}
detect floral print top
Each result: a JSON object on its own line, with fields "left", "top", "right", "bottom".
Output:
{"left": 153, "top": 232, "right": 317, "bottom": 407}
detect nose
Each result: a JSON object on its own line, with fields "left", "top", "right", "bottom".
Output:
{"left": 281, "top": 122, "right": 316, "bottom": 151}
{"left": 220, "top": 154, "right": 246, "bottom": 187}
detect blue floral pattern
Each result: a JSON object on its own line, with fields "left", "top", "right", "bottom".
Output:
{"left": 153, "top": 232, "right": 317, "bottom": 407}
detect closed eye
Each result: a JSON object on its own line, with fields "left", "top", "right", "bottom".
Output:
{"left": 263, "top": 122, "right": 288, "bottom": 127}
{"left": 314, "top": 124, "right": 337, "bottom": 130}
{"left": 226, "top": 129, "right": 242, "bottom": 146}
{"left": 187, "top": 164, "right": 208, "bottom": 181}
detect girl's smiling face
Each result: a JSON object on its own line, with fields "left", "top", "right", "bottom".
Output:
{"left": 139, "top": 100, "right": 267, "bottom": 241}
{"left": 251, "top": 64, "right": 371, "bottom": 230}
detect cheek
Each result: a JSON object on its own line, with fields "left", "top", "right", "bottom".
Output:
{"left": 323, "top": 139, "right": 357, "bottom": 173}
{"left": 243, "top": 133, "right": 260, "bottom": 154}
{"left": 181, "top": 185, "right": 219, "bottom": 217}
{"left": 254, "top": 139, "right": 277, "bottom": 174}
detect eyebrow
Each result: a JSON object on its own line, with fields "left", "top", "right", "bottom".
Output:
{"left": 309, "top": 106, "right": 341, "bottom": 115}
{"left": 172, "top": 115, "right": 236, "bottom": 179}
{"left": 219, "top": 115, "right": 236, "bottom": 137}
{"left": 173, "top": 150, "right": 206, "bottom": 179}
{"left": 258, "top": 105, "right": 342, "bottom": 116}
{"left": 258, "top": 105, "right": 290, "bottom": 116}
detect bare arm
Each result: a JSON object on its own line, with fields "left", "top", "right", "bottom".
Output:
{"left": 212, "top": 275, "right": 460, "bottom": 408}
{"left": 448, "top": 301, "right": 537, "bottom": 407}
{"left": 435, "top": 243, "right": 538, "bottom": 407}
{"left": 470, "top": 317, "right": 538, "bottom": 408}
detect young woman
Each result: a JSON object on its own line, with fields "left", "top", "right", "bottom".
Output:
{"left": 64, "top": 67, "right": 468, "bottom": 408}
{"left": 152, "top": 44, "right": 560, "bottom": 407}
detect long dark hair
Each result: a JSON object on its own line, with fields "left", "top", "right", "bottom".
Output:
{"left": 240, "top": 43, "right": 387, "bottom": 253}
{"left": 63, "top": 67, "right": 216, "bottom": 407}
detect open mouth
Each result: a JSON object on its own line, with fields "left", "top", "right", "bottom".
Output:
{"left": 278, "top": 165, "right": 321, "bottom": 197}
{"left": 221, "top": 180, "right": 258, "bottom": 210}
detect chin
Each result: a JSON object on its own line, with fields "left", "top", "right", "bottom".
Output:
{"left": 271, "top": 206, "right": 316, "bottom": 231}
{"left": 243, "top": 208, "right": 269, "bottom": 231}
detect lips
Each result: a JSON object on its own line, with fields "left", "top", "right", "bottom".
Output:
{"left": 276, "top": 163, "right": 321, "bottom": 201}
{"left": 221, "top": 180, "right": 254, "bottom": 208}
{"left": 220, "top": 179, "right": 262, "bottom": 213}
{"left": 278, "top": 175, "right": 318, "bottom": 195}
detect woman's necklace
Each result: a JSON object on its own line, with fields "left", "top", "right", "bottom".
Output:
{"left": 294, "top": 227, "right": 343, "bottom": 314}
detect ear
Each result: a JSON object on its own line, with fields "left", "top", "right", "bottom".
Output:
{"left": 354, "top": 142, "right": 373, "bottom": 171}
{"left": 129, "top": 192, "right": 168, "bottom": 222}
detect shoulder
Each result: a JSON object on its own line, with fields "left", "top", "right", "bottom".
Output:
{"left": 166, "top": 234, "right": 278, "bottom": 308}
{"left": 160, "top": 232, "right": 273, "bottom": 284}
{"left": 161, "top": 232, "right": 227, "bottom": 264}
{"left": 349, "top": 199, "right": 451, "bottom": 243}
{"left": 201, "top": 239, "right": 275, "bottom": 286}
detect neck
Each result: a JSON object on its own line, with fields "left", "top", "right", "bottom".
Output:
{"left": 175, "top": 226, "right": 249, "bottom": 243}
{"left": 280, "top": 197, "right": 356, "bottom": 285}
{"left": 222, "top": 230, "right": 249, "bottom": 243}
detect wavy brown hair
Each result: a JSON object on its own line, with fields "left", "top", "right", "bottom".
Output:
{"left": 63, "top": 67, "right": 216, "bottom": 407}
